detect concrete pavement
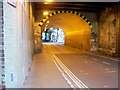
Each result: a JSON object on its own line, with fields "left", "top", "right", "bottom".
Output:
{"left": 24, "top": 45, "right": 70, "bottom": 88}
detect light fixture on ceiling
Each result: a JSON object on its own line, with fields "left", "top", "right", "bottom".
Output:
{"left": 46, "top": 21, "right": 50, "bottom": 23}
{"left": 43, "top": 12, "right": 49, "bottom": 16}
{"left": 44, "top": 2, "right": 48, "bottom": 4}
{"left": 45, "top": 0, "right": 53, "bottom": 2}
{"left": 44, "top": 27, "right": 47, "bottom": 31}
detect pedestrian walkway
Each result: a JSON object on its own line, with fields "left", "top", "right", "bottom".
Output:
{"left": 24, "top": 45, "right": 70, "bottom": 88}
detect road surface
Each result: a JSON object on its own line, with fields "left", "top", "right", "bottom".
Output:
{"left": 25, "top": 44, "right": 119, "bottom": 89}
{"left": 46, "top": 44, "right": 119, "bottom": 89}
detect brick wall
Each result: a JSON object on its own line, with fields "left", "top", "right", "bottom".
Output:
{"left": 0, "top": 0, "right": 2, "bottom": 88}
{"left": 0, "top": 0, "right": 5, "bottom": 89}
{"left": 3, "top": 1, "right": 34, "bottom": 88}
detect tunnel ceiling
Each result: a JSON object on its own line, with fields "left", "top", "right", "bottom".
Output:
{"left": 34, "top": 2, "right": 116, "bottom": 23}
{"left": 34, "top": 2, "right": 116, "bottom": 12}
{"left": 42, "top": 13, "right": 90, "bottom": 34}
{"left": 34, "top": 2, "right": 117, "bottom": 34}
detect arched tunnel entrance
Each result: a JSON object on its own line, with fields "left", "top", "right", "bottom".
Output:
{"left": 40, "top": 11, "right": 93, "bottom": 51}
{"left": 1, "top": 1, "right": 119, "bottom": 88}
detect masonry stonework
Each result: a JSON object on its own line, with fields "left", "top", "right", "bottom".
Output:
{"left": 115, "top": 4, "right": 120, "bottom": 58}
{"left": 98, "top": 4, "right": 120, "bottom": 57}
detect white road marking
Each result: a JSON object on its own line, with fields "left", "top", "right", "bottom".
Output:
{"left": 54, "top": 55, "right": 88, "bottom": 88}
{"left": 85, "top": 73, "right": 88, "bottom": 75}
{"left": 92, "top": 58, "right": 97, "bottom": 61}
{"left": 89, "top": 53, "right": 119, "bottom": 62}
{"left": 102, "top": 61, "right": 111, "bottom": 66}
{"left": 80, "top": 70, "right": 83, "bottom": 73}
{"left": 47, "top": 45, "right": 76, "bottom": 88}
{"left": 83, "top": 55, "right": 87, "bottom": 58}
{"left": 47, "top": 45, "right": 89, "bottom": 89}
{"left": 106, "top": 70, "right": 116, "bottom": 73}
{"left": 52, "top": 55, "right": 75, "bottom": 88}
{"left": 105, "top": 68, "right": 109, "bottom": 71}
{"left": 104, "top": 85, "right": 109, "bottom": 88}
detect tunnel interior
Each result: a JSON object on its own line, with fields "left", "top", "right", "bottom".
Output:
{"left": 41, "top": 13, "right": 91, "bottom": 50}
{"left": 1, "top": 1, "right": 119, "bottom": 88}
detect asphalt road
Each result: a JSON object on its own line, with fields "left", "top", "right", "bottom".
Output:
{"left": 46, "top": 44, "right": 119, "bottom": 89}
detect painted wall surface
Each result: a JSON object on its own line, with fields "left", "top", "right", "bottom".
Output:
{"left": 3, "top": 1, "right": 34, "bottom": 88}
{"left": 42, "top": 13, "right": 91, "bottom": 51}
{"left": 65, "top": 23, "right": 90, "bottom": 51}
{"left": 36, "top": 11, "right": 97, "bottom": 51}
{"left": 63, "top": 13, "right": 95, "bottom": 51}
{"left": 98, "top": 4, "right": 120, "bottom": 57}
